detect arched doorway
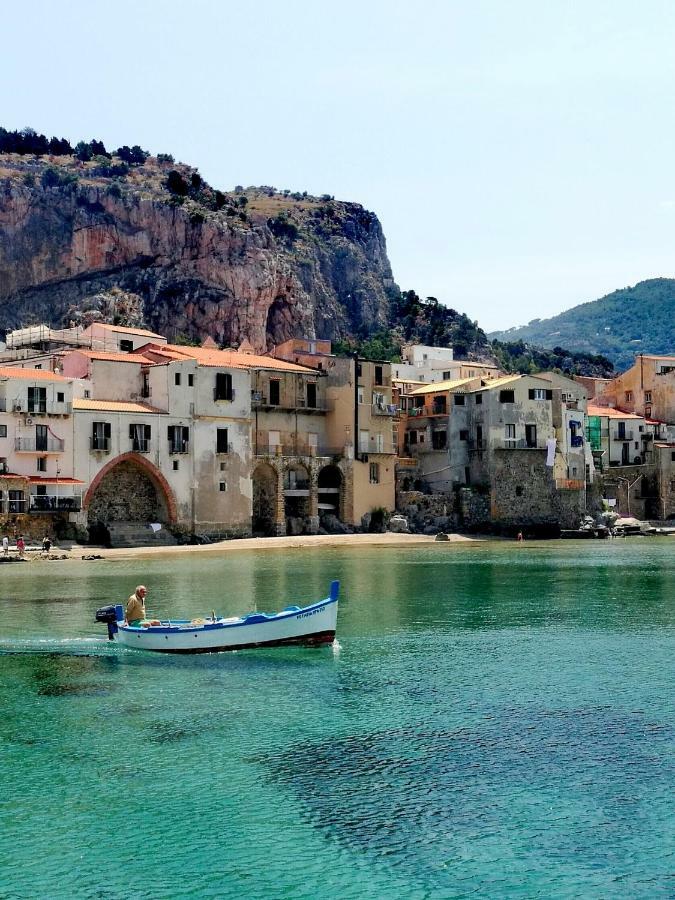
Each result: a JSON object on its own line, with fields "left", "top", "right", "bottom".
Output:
{"left": 252, "top": 462, "right": 278, "bottom": 535}
{"left": 283, "top": 463, "right": 310, "bottom": 531}
{"left": 86, "top": 457, "right": 173, "bottom": 525}
{"left": 318, "top": 464, "right": 343, "bottom": 522}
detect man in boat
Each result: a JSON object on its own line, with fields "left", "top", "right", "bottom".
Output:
{"left": 125, "top": 585, "right": 148, "bottom": 626}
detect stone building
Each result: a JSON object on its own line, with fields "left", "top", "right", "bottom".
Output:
{"left": 271, "top": 339, "right": 397, "bottom": 526}
{"left": 0, "top": 366, "right": 86, "bottom": 538}
{"left": 592, "top": 354, "right": 675, "bottom": 424}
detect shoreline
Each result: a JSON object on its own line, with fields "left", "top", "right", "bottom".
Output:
{"left": 4, "top": 531, "right": 490, "bottom": 562}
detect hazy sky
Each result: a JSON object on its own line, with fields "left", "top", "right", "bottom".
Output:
{"left": 3, "top": 0, "right": 675, "bottom": 331}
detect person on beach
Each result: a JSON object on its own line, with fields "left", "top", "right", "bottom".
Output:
{"left": 16, "top": 535, "right": 25, "bottom": 558}
{"left": 2, "top": 535, "right": 8, "bottom": 558}
{"left": 125, "top": 585, "right": 148, "bottom": 625}
{"left": 42, "top": 535, "right": 52, "bottom": 556}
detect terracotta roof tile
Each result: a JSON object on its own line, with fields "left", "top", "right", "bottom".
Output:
{"left": 143, "top": 344, "right": 314, "bottom": 373}
{"left": 0, "top": 366, "right": 69, "bottom": 381}
{"left": 587, "top": 404, "right": 644, "bottom": 419}
{"left": 73, "top": 399, "right": 166, "bottom": 414}
{"left": 71, "top": 350, "right": 149, "bottom": 363}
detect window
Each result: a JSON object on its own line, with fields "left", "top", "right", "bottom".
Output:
{"left": 306, "top": 382, "right": 317, "bottom": 408}
{"left": 219, "top": 481, "right": 226, "bottom": 492}
{"left": 409, "top": 431, "right": 418, "bottom": 445}
{"left": 432, "top": 431, "right": 446, "bottom": 449}
{"left": 84, "top": 390, "right": 90, "bottom": 399}
{"left": 8, "top": 490, "right": 25, "bottom": 513}
{"left": 32, "top": 425, "right": 47, "bottom": 452}
{"left": 528, "top": 388, "right": 550, "bottom": 400}
{"left": 268, "top": 431, "right": 280, "bottom": 453}
{"left": 168, "top": 425, "right": 189, "bottom": 454}
{"left": 175, "top": 372, "right": 182, "bottom": 386}
{"left": 356, "top": 363, "right": 362, "bottom": 377}
{"left": 475, "top": 393, "right": 483, "bottom": 405}
{"left": 625, "top": 390, "right": 633, "bottom": 402}
{"left": 215, "top": 372, "right": 234, "bottom": 401}
{"left": 173, "top": 460, "right": 179, "bottom": 471}
{"left": 369, "top": 462, "right": 380, "bottom": 484}
{"left": 357, "top": 386, "right": 364, "bottom": 405}
{"left": 515, "top": 486, "right": 523, "bottom": 497}
{"left": 188, "top": 374, "right": 194, "bottom": 387}
{"left": 34, "top": 364, "right": 41, "bottom": 369}
{"left": 645, "top": 391, "right": 652, "bottom": 402}
{"left": 359, "top": 430, "right": 370, "bottom": 453}
{"left": 27, "top": 386, "right": 46, "bottom": 414}
{"left": 459, "top": 429, "right": 469, "bottom": 441}
{"left": 92, "top": 421, "right": 111, "bottom": 451}
{"left": 500, "top": 390, "right": 515, "bottom": 403}
{"left": 119, "top": 339, "right": 134, "bottom": 353}
{"left": 374, "top": 433, "right": 384, "bottom": 453}
{"left": 505, "top": 424, "right": 516, "bottom": 445}
{"left": 129, "top": 423, "right": 151, "bottom": 452}
{"left": 220, "top": 461, "right": 226, "bottom": 471}
{"left": 0, "top": 425, "right": 6, "bottom": 438}
{"left": 37, "top": 457, "right": 47, "bottom": 472}
{"left": 374, "top": 366, "right": 383, "bottom": 386}
{"left": 454, "top": 394, "right": 465, "bottom": 406}
{"left": 268, "top": 379, "right": 280, "bottom": 405}
{"left": 525, "top": 424, "right": 537, "bottom": 448}
{"left": 57, "top": 392, "right": 64, "bottom": 403}
{"left": 141, "top": 373, "right": 150, "bottom": 398}
{"left": 442, "top": 371, "right": 451, "bottom": 380}
{"left": 216, "top": 428, "right": 229, "bottom": 453}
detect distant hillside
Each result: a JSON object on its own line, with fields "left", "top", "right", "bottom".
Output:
{"left": 490, "top": 278, "right": 675, "bottom": 370}
{"left": 0, "top": 127, "right": 396, "bottom": 351}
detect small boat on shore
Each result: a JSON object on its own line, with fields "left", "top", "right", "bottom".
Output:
{"left": 95, "top": 581, "right": 339, "bottom": 654}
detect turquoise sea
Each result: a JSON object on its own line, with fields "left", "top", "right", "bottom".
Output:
{"left": 0, "top": 540, "right": 673, "bottom": 899}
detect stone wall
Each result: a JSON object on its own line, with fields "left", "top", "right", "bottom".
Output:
{"left": 396, "top": 490, "right": 459, "bottom": 535}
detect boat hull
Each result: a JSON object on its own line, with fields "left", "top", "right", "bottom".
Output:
{"left": 112, "top": 586, "right": 339, "bottom": 654}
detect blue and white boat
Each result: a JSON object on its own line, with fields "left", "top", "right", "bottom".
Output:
{"left": 95, "top": 581, "right": 339, "bottom": 653}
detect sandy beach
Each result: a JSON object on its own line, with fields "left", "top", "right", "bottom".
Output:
{"left": 5, "top": 531, "right": 488, "bottom": 563}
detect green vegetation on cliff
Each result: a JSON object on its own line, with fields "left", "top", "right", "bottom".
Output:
{"left": 490, "top": 278, "right": 675, "bottom": 370}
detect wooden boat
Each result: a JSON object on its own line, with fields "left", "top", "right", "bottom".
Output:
{"left": 95, "top": 581, "right": 339, "bottom": 653}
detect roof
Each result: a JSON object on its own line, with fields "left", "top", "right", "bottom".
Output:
{"left": 409, "top": 377, "right": 476, "bottom": 396}
{"left": 70, "top": 350, "right": 148, "bottom": 364}
{"left": 28, "top": 477, "right": 85, "bottom": 485}
{"left": 73, "top": 399, "right": 166, "bottom": 414}
{"left": 586, "top": 403, "right": 644, "bottom": 420}
{"left": 142, "top": 343, "right": 315, "bottom": 374}
{"left": 0, "top": 366, "right": 69, "bottom": 381}
{"left": 640, "top": 354, "right": 675, "bottom": 362}
{"left": 95, "top": 323, "right": 166, "bottom": 339}
{"left": 472, "top": 373, "right": 550, "bottom": 391}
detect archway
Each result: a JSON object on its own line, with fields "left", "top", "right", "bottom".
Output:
{"left": 317, "top": 464, "right": 343, "bottom": 522}
{"left": 84, "top": 454, "right": 176, "bottom": 525}
{"left": 252, "top": 462, "right": 278, "bottom": 535}
{"left": 283, "top": 463, "right": 310, "bottom": 530}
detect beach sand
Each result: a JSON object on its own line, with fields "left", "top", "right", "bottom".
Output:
{"left": 17, "top": 531, "right": 487, "bottom": 562}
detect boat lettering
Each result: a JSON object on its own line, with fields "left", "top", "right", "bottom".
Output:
{"left": 296, "top": 607, "right": 324, "bottom": 620}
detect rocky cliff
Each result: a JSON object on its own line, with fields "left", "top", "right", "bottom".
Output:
{"left": 0, "top": 154, "right": 396, "bottom": 350}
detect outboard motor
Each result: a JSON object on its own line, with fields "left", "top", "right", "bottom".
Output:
{"left": 95, "top": 604, "right": 124, "bottom": 641}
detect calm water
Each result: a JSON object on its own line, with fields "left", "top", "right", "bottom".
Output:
{"left": 0, "top": 541, "right": 673, "bottom": 899}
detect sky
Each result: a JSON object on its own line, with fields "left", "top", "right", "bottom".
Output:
{"left": 3, "top": 0, "right": 675, "bottom": 332}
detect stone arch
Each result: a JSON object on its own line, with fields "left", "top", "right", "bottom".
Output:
{"left": 317, "top": 464, "right": 344, "bottom": 521}
{"left": 252, "top": 461, "right": 280, "bottom": 535}
{"left": 83, "top": 453, "right": 177, "bottom": 524}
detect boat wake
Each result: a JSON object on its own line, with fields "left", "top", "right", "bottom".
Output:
{"left": 0, "top": 637, "right": 115, "bottom": 657}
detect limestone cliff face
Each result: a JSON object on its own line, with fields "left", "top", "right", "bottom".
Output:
{"left": 0, "top": 158, "right": 396, "bottom": 350}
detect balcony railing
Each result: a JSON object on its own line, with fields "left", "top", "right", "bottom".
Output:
{"left": 131, "top": 440, "right": 150, "bottom": 453}
{"left": 372, "top": 404, "right": 398, "bottom": 416}
{"left": 2, "top": 499, "right": 27, "bottom": 513}
{"left": 496, "top": 439, "right": 546, "bottom": 450}
{"left": 29, "top": 494, "right": 82, "bottom": 512}
{"left": 613, "top": 430, "right": 634, "bottom": 441}
{"left": 168, "top": 441, "right": 190, "bottom": 455}
{"left": 252, "top": 396, "right": 332, "bottom": 412}
{"left": 214, "top": 389, "right": 235, "bottom": 402}
{"left": 90, "top": 438, "right": 110, "bottom": 453}
{"left": 15, "top": 437, "right": 65, "bottom": 453}
{"left": 257, "top": 442, "right": 346, "bottom": 458}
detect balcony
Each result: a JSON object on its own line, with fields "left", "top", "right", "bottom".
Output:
{"left": 216, "top": 443, "right": 234, "bottom": 455}
{"left": 256, "top": 441, "right": 346, "bottom": 459}
{"left": 372, "top": 403, "right": 399, "bottom": 417}
{"left": 29, "top": 494, "right": 82, "bottom": 512}
{"left": 131, "top": 440, "right": 150, "bottom": 453}
{"left": 90, "top": 438, "right": 111, "bottom": 453}
{"left": 612, "top": 430, "right": 634, "bottom": 441}
{"left": 15, "top": 437, "right": 65, "bottom": 453}
{"left": 468, "top": 439, "right": 487, "bottom": 451}
{"left": 12, "top": 402, "right": 72, "bottom": 416}
{"left": 496, "top": 439, "right": 546, "bottom": 451}
{"left": 214, "top": 389, "right": 236, "bottom": 402}
{"left": 252, "top": 395, "right": 332, "bottom": 413}
{"left": 168, "top": 441, "right": 190, "bottom": 455}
